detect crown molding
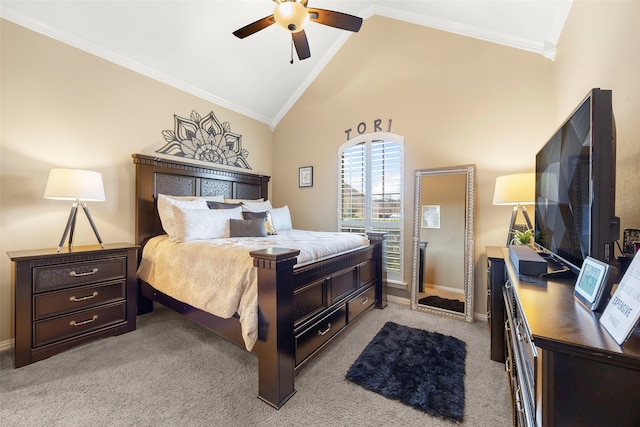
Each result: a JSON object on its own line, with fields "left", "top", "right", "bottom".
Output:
{"left": 3, "top": 3, "right": 568, "bottom": 130}
{"left": 1, "top": 7, "right": 273, "bottom": 126}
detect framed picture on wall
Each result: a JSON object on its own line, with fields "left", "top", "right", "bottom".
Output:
{"left": 421, "top": 205, "right": 440, "bottom": 228}
{"left": 299, "top": 166, "right": 313, "bottom": 187}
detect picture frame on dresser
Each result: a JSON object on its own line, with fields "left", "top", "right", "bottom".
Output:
{"left": 573, "top": 256, "right": 615, "bottom": 311}
{"left": 600, "top": 252, "right": 640, "bottom": 345}
{"left": 623, "top": 228, "right": 640, "bottom": 255}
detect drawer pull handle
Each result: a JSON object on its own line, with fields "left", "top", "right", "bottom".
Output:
{"left": 516, "top": 320, "right": 523, "bottom": 342}
{"left": 360, "top": 297, "right": 369, "bottom": 305}
{"left": 515, "top": 386, "right": 524, "bottom": 414}
{"left": 318, "top": 323, "right": 332, "bottom": 336}
{"left": 70, "top": 315, "right": 98, "bottom": 326}
{"left": 70, "top": 268, "right": 99, "bottom": 277}
{"left": 70, "top": 291, "right": 99, "bottom": 302}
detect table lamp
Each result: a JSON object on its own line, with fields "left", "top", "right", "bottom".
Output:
{"left": 44, "top": 168, "right": 106, "bottom": 252}
{"left": 493, "top": 173, "right": 535, "bottom": 246}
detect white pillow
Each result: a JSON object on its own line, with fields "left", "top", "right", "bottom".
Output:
{"left": 157, "top": 194, "right": 211, "bottom": 237}
{"left": 171, "top": 206, "right": 243, "bottom": 242}
{"left": 242, "top": 200, "right": 273, "bottom": 212}
{"left": 270, "top": 206, "right": 293, "bottom": 231}
{"left": 160, "top": 194, "right": 225, "bottom": 202}
{"left": 225, "top": 198, "right": 264, "bottom": 204}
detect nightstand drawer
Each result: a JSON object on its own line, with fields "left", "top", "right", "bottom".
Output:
{"left": 33, "top": 302, "right": 127, "bottom": 348}
{"left": 33, "top": 257, "right": 126, "bottom": 293}
{"left": 33, "top": 280, "right": 126, "bottom": 321}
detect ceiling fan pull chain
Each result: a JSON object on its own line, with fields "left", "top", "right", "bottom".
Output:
{"left": 290, "top": 37, "right": 294, "bottom": 64}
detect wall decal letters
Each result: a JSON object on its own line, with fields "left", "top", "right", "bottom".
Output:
{"left": 345, "top": 118, "right": 392, "bottom": 140}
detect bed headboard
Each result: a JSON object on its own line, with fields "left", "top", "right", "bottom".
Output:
{"left": 132, "top": 153, "right": 270, "bottom": 246}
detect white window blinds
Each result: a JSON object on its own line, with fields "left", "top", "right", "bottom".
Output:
{"left": 339, "top": 137, "right": 403, "bottom": 280}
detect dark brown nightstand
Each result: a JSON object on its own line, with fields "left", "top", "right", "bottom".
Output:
{"left": 7, "top": 243, "right": 138, "bottom": 368}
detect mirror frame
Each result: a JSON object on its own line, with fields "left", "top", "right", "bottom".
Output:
{"left": 410, "top": 164, "right": 476, "bottom": 322}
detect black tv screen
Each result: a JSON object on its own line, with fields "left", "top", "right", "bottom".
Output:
{"left": 534, "top": 88, "right": 619, "bottom": 274}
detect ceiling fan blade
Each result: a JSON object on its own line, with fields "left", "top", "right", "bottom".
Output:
{"left": 232, "top": 15, "right": 275, "bottom": 39}
{"left": 307, "top": 8, "right": 363, "bottom": 32}
{"left": 292, "top": 31, "right": 311, "bottom": 60}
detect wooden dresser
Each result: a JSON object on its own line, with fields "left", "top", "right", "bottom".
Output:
{"left": 8, "top": 243, "right": 138, "bottom": 368}
{"left": 489, "top": 247, "right": 640, "bottom": 426}
{"left": 487, "top": 246, "right": 506, "bottom": 362}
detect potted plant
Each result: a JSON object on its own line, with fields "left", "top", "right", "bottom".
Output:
{"left": 511, "top": 228, "right": 534, "bottom": 246}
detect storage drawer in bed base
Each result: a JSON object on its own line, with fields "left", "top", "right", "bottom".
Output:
{"left": 295, "top": 305, "right": 347, "bottom": 366}
{"left": 347, "top": 284, "right": 375, "bottom": 322}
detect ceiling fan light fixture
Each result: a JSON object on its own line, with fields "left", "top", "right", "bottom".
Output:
{"left": 274, "top": 1, "right": 309, "bottom": 33}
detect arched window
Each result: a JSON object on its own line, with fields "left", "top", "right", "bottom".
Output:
{"left": 339, "top": 133, "right": 404, "bottom": 283}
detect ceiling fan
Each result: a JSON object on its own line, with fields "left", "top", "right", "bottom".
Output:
{"left": 232, "top": 0, "right": 363, "bottom": 61}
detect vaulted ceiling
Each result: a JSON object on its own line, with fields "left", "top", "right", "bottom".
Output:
{"left": 1, "top": 1, "right": 573, "bottom": 128}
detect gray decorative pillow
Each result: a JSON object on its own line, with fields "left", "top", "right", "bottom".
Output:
{"left": 242, "top": 211, "right": 277, "bottom": 235}
{"left": 207, "top": 201, "right": 242, "bottom": 209}
{"left": 229, "top": 218, "right": 267, "bottom": 237}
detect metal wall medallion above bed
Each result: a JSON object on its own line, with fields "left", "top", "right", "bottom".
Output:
{"left": 132, "top": 154, "right": 387, "bottom": 409}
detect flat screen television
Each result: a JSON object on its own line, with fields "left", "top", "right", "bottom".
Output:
{"left": 534, "top": 88, "right": 619, "bottom": 277}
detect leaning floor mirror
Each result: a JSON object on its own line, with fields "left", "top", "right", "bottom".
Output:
{"left": 410, "top": 164, "right": 475, "bottom": 322}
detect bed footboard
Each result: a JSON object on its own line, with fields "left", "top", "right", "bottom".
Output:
{"left": 250, "top": 248, "right": 299, "bottom": 408}
{"left": 250, "top": 232, "right": 387, "bottom": 409}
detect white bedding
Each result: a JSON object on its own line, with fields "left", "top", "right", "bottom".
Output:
{"left": 137, "top": 230, "right": 369, "bottom": 351}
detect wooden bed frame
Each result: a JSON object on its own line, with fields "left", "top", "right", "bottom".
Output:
{"left": 132, "top": 154, "right": 387, "bottom": 409}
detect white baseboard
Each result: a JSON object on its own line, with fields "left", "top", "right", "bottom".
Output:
{"left": 387, "top": 294, "right": 410, "bottom": 305}
{"left": 474, "top": 311, "right": 488, "bottom": 322}
{"left": 0, "top": 338, "right": 14, "bottom": 352}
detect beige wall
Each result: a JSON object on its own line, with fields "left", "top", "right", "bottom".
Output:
{"left": 554, "top": 0, "right": 640, "bottom": 235}
{"left": 272, "top": 15, "right": 557, "bottom": 313}
{"left": 0, "top": 20, "right": 273, "bottom": 344}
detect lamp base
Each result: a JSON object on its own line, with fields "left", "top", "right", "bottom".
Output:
{"left": 57, "top": 201, "right": 104, "bottom": 252}
{"left": 506, "top": 205, "right": 533, "bottom": 246}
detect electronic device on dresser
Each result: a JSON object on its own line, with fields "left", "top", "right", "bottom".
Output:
{"left": 534, "top": 88, "right": 620, "bottom": 279}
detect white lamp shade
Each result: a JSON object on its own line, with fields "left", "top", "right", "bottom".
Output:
{"left": 493, "top": 173, "right": 535, "bottom": 205}
{"left": 44, "top": 169, "right": 106, "bottom": 201}
{"left": 273, "top": 1, "right": 309, "bottom": 33}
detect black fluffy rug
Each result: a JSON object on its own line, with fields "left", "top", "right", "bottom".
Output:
{"left": 418, "top": 295, "right": 465, "bottom": 313}
{"left": 346, "top": 321, "right": 466, "bottom": 423}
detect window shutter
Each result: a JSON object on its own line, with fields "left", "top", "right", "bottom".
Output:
{"left": 339, "top": 138, "right": 403, "bottom": 279}
{"left": 340, "top": 143, "right": 366, "bottom": 226}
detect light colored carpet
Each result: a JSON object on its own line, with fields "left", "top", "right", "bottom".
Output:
{"left": 0, "top": 302, "right": 512, "bottom": 426}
